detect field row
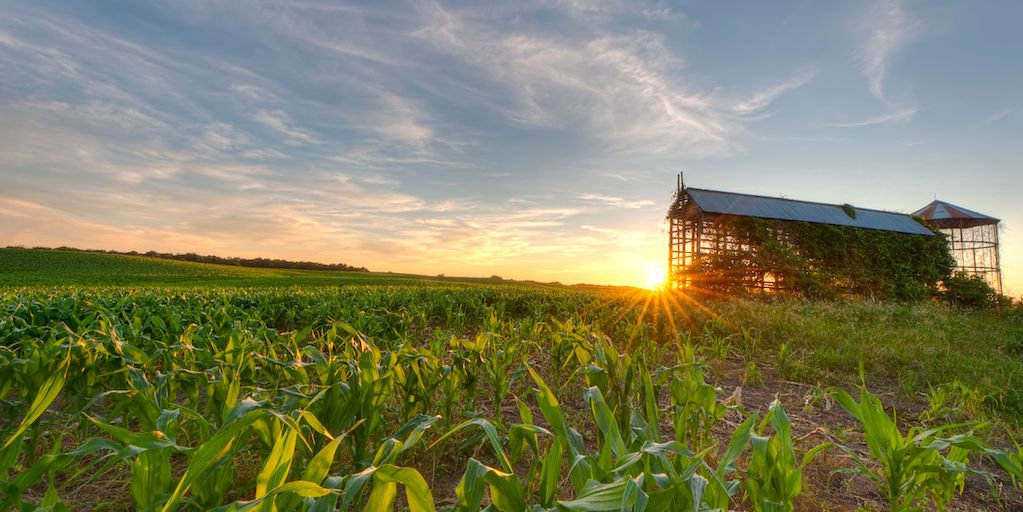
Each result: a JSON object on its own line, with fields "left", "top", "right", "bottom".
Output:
{"left": 1, "top": 287, "right": 1022, "bottom": 510}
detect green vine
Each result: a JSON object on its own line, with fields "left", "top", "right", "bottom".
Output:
{"left": 689, "top": 217, "right": 954, "bottom": 301}
{"left": 841, "top": 204, "right": 857, "bottom": 219}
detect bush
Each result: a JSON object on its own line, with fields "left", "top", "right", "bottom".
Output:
{"left": 943, "top": 272, "right": 997, "bottom": 308}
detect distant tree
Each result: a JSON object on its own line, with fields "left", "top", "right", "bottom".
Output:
{"left": 20, "top": 246, "right": 369, "bottom": 272}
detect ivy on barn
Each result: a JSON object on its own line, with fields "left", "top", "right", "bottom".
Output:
{"left": 689, "top": 217, "right": 955, "bottom": 301}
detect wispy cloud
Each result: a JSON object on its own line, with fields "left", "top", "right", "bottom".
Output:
{"left": 984, "top": 109, "right": 1013, "bottom": 125}
{"left": 732, "top": 69, "right": 816, "bottom": 115}
{"left": 251, "top": 110, "right": 319, "bottom": 145}
{"left": 555, "top": 0, "right": 690, "bottom": 24}
{"left": 364, "top": 92, "right": 434, "bottom": 147}
{"left": 7, "top": 0, "right": 1006, "bottom": 287}
{"left": 579, "top": 193, "right": 655, "bottom": 209}
{"left": 411, "top": 1, "right": 733, "bottom": 156}
{"left": 861, "top": 0, "right": 918, "bottom": 102}
{"left": 822, "top": 106, "right": 919, "bottom": 127}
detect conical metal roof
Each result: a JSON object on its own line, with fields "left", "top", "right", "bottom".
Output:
{"left": 912, "top": 200, "right": 999, "bottom": 228}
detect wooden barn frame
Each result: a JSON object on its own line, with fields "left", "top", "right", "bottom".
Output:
{"left": 667, "top": 174, "right": 936, "bottom": 292}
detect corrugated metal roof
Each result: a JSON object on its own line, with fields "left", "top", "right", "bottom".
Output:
{"left": 913, "top": 200, "right": 999, "bottom": 225}
{"left": 684, "top": 188, "right": 934, "bottom": 236}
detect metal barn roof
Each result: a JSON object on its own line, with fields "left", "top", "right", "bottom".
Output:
{"left": 684, "top": 188, "right": 935, "bottom": 236}
{"left": 912, "top": 200, "right": 999, "bottom": 228}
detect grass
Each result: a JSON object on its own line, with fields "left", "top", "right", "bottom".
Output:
{"left": 1, "top": 247, "right": 1022, "bottom": 510}
{"left": 713, "top": 298, "right": 1023, "bottom": 423}
{"left": 0, "top": 247, "right": 562, "bottom": 288}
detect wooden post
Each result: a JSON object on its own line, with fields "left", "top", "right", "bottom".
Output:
{"left": 995, "top": 223, "right": 1004, "bottom": 295}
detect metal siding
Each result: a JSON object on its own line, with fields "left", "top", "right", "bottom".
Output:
{"left": 686, "top": 188, "right": 934, "bottom": 236}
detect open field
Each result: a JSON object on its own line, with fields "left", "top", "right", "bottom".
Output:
{"left": 2, "top": 248, "right": 1022, "bottom": 511}
{"left": 0, "top": 248, "right": 551, "bottom": 288}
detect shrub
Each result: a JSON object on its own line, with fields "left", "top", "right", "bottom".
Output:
{"left": 943, "top": 272, "right": 997, "bottom": 308}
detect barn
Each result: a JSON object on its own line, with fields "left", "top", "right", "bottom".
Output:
{"left": 666, "top": 174, "right": 952, "bottom": 299}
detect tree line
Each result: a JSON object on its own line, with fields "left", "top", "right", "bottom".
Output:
{"left": 10, "top": 246, "right": 369, "bottom": 272}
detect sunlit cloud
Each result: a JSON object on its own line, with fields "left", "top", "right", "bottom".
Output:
{"left": 579, "top": 193, "right": 656, "bottom": 209}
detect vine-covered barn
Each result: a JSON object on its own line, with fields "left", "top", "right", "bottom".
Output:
{"left": 667, "top": 174, "right": 953, "bottom": 299}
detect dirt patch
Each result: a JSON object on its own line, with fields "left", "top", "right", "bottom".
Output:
{"left": 709, "top": 357, "right": 1023, "bottom": 511}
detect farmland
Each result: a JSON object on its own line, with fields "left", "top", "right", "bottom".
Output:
{"left": 2, "top": 248, "right": 1023, "bottom": 511}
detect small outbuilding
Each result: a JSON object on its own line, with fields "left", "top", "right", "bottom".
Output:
{"left": 913, "top": 200, "right": 1002, "bottom": 294}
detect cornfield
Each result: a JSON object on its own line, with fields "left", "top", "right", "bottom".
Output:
{"left": 1, "top": 285, "right": 1021, "bottom": 511}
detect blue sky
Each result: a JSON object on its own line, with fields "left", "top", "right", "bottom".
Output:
{"left": 2, "top": 1, "right": 1021, "bottom": 291}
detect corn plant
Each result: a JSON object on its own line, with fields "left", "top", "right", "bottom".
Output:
{"left": 334, "top": 464, "right": 434, "bottom": 512}
{"left": 742, "top": 361, "right": 765, "bottom": 387}
{"left": 5, "top": 283, "right": 1023, "bottom": 511}
{"left": 450, "top": 335, "right": 485, "bottom": 414}
{"left": 0, "top": 348, "right": 70, "bottom": 506}
{"left": 833, "top": 385, "right": 997, "bottom": 511}
{"left": 542, "top": 318, "right": 592, "bottom": 389}
{"left": 667, "top": 342, "right": 729, "bottom": 453}
{"left": 921, "top": 381, "right": 987, "bottom": 424}
{"left": 701, "top": 324, "right": 733, "bottom": 361}
{"left": 392, "top": 344, "right": 446, "bottom": 421}
{"left": 479, "top": 340, "right": 524, "bottom": 422}
{"left": 744, "top": 399, "right": 831, "bottom": 512}
{"left": 583, "top": 336, "right": 639, "bottom": 437}
{"left": 997, "top": 438, "right": 1023, "bottom": 487}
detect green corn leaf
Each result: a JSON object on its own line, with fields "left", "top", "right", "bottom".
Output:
{"left": 583, "top": 387, "right": 627, "bottom": 460}
{"left": 539, "top": 437, "right": 563, "bottom": 507}
{"left": 87, "top": 416, "right": 189, "bottom": 452}
{"left": 302, "top": 435, "right": 344, "bottom": 485}
{"left": 207, "top": 481, "right": 332, "bottom": 512}
{"left": 160, "top": 400, "right": 269, "bottom": 512}
{"left": 254, "top": 423, "right": 298, "bottom": 499}
{"left": 343, "top": 464, "right": 434, "bottom": 512}
{"left": 1, "top": 349, "right": 70, "bottom": 455}
{"left": 622, "top": 476, "right": 648, "bottom": 512}
{"left": 374, "top": 415, "right": 439, "bottom": 466}
{"left": 831, "top": 388, "right": 862, "bottom": 422}
{"left": 364, "top": 478, "right": 398, "bottom": 512}
{"left": 3, "top": 437, "right": 136, "bottom": 509}
{"left": 485, "top": 467, "right": 527, "bottom": 511}
{"left": 558, "top": 477, "right": 636, "bottom": 511}
{"left": 719, "top": 413, "right": 756, "bottom": 474}
{"left": 527, "top": 365, "right": 579, "bottom": 455}
{"left": 432, "top": 418, "right": 512, "bottom": 473}
{"left": 455, "top": 458, "right": 487, "bottom": 511}
{"left": 372, "top": 465, "right": 434, "bottom": 512}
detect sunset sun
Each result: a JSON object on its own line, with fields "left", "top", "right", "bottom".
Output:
{"left": 644, "top": 263, "right": 667, "bottom": 290}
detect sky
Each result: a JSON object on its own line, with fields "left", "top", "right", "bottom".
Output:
{"left": 1, "top": 1, "right": 1021, "bottom": 292}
